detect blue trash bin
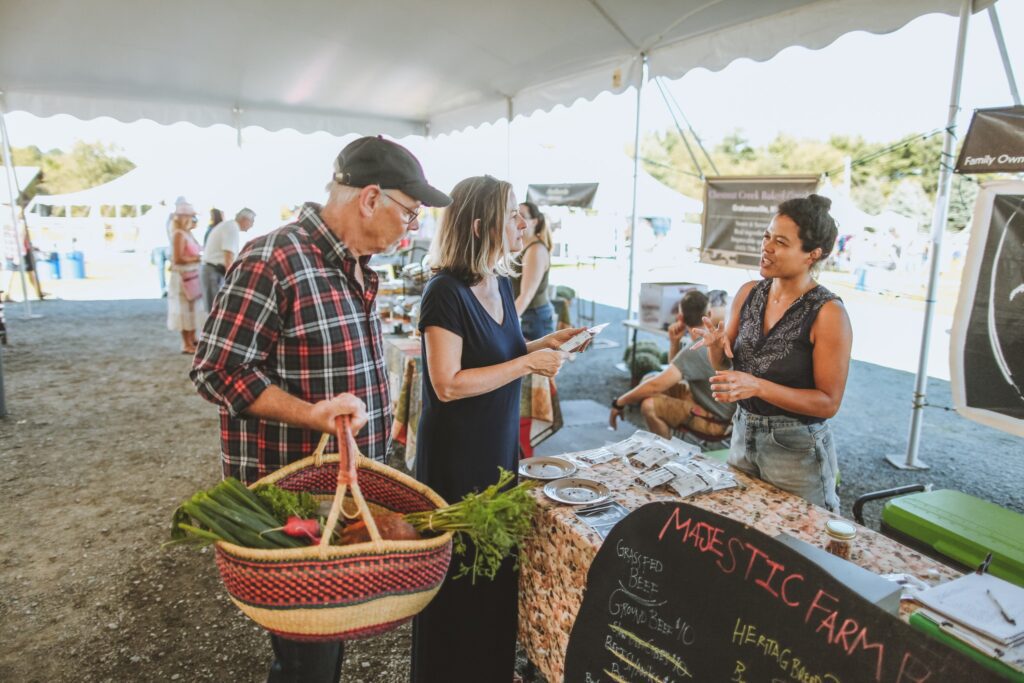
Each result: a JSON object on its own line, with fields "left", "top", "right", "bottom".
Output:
{"left": 37, "top": 255, "right": 57, "bottom": 280}
{"left": 65, "top": 251, "right": 86, "bottom": 279}
{"left": 47, "top": 252, "right": 62, "bottom": 280}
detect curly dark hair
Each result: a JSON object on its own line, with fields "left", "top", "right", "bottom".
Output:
{"left": 776, "top": 194, "right": 838, "bottom": 262}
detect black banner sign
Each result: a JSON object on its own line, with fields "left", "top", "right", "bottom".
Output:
{"left": 526, "top": 183, "right": 599, "bottom": 208}
{"left": 564, "top": 502, "right": 1002, "bottom": 682}
{"left": 951, "top": 182, "right": 1024, "bottom": 436}
{"left": 955, "top": 106, "right": 1024, "bottom": 174}
{"left": 701, "top": 176, "right": 819, "bottom": 269}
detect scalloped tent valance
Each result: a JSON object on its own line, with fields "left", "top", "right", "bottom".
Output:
{"left": 0, "top": 0, "right": 993, "bottom": 137}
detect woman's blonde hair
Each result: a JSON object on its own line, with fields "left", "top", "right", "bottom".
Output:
{"left": 429, "top": 175, "right": 515, "bottom": 285}
{"left": 170, "top": 215, "right": 193, "bottom": 232}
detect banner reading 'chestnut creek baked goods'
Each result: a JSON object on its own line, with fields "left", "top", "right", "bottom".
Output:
{"left": 951, "top": 180, "right": 1024, "bottom": 437}
{"left": 700, "top": 176, "right": 819, "bottom": 269}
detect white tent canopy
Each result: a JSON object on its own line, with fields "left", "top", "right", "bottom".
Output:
{"left": 0, "top": 0, "right": 992, "bottom": 137}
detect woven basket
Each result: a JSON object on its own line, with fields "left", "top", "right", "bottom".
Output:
{"left": 214, "top": 417, "right": 453, "bottom": 641}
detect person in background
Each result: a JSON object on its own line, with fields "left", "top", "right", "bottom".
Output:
{"left": 201, "top": 208, "right": 255, "bottom": 309}
{"left": 154, "top": 196, "right": 190, "bottom": 297}
{"left": 695, "top": 194, "right": 852, "bottom": 511}
{"left": 192, "top": 135, "right": 450, "bottom": 683}
{"left": 166, "top": 202, "right": 205, "bottom": 354}
{"left": 609, "top": 289, "right": 735, "bottom": 439}
{"left": 413, "top": 176, "right": 583, "bottom": 683}
{"left": 203, "top": 207, "right": 225, "bottom": 246}
{"left": 3, "top": 226, "right": 47, "bottom": 302}
{"left": 511, "top": 200, "right": 554, "bottom": 341}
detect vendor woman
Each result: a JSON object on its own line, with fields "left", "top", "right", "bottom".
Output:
{"left": 412, "top": 175, "right": 582, "bottom": 683}
{"left": 694, "top": 194, "right": 852, "bottom": 511}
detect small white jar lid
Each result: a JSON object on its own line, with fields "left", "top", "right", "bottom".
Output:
{"left": 825, "top": 519, "right": 857, "bottom": 540}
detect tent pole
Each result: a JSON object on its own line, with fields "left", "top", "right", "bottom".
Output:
{"left": 987, "top": 5, "right": 1021, "bottom": 105}
{"left": 886, "top": 0, "right": 971, "bottom": 470}
{"left": 506, "top": 97, "right": 513, "bottom": 180}
{"left": 625, "top": 54, "right": 648, "bottom": 340}
{"left": 0, "top": 98, "right": 34, "bottom": 319}
{"left": 232, "top": 106, "right": 243, "bottom": 148}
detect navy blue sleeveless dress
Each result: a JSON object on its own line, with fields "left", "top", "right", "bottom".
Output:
{"left": 411, "top": 272, "right": 527, "bottom": 683}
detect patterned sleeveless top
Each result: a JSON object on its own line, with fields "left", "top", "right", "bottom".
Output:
{"left": 733, "top": 278, "right": 840, "bottom": 423}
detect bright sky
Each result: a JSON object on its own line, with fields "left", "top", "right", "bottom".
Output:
{"left": 4, "top": 4, "right": 1022, "bottom": 210}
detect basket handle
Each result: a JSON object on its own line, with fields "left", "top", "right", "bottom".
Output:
{"left": 312, "top": 432, "right": 331, "bottom": 467}
{"left": 318, "top": 415, "right": 383, "bottom": 555}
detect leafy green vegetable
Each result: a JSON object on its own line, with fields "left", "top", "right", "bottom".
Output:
{"left": 254, "top": 483, "right": 320, "bottom": 521}
{"left": 167, "top": 478, "right": 309, "bottom": 549}
{"left": 404, "top": 468, "right": 539, "bottom": 583}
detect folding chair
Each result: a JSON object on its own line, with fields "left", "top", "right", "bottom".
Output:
{"left": 672, "top": 408, "right": 732, "bottom": 451}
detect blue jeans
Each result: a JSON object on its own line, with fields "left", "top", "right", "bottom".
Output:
{"left": 152, "top": 246, "right": 169, "bottom": 294}
{"left": 201, "top": 262, "right": 225, "bottom": 310}
{"left": 520, "top": 302, "right": 555, "bottom": 341}
{"left": 727, "top": 406, "right": 840, "bottom": 511}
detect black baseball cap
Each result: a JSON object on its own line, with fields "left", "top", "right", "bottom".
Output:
{"left": 333, "top": 135, "right": 451, "bottom": 207}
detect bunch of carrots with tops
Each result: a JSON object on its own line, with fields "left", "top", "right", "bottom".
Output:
{"left": 168, "top": 468, "right": 538, "bottom": 582}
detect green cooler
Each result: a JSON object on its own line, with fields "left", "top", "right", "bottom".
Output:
{"left": 881, "top": 489, "right": 1024, "bottom": 587}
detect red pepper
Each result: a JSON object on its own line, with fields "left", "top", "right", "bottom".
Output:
{"left": 282, "top": 516, "right": 321, "bottom": 543}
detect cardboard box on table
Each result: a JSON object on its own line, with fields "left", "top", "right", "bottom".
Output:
{"left": 639, "top": 282, "right": 706, "bottom": 329}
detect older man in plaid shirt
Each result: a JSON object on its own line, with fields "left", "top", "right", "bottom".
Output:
{"left": 191, "top": 136, "right": 450, "bottom": 683}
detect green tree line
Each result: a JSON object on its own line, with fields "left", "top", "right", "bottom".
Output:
{"left": 10, "top": 141, "right": 134, "bottom": 197}
{"left": 639, "top": 129, "right": 981, "bottom": 231}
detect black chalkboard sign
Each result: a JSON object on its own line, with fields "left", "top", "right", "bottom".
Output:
{"left": 564, "top": 502, "right": 1008, "bottom": 682}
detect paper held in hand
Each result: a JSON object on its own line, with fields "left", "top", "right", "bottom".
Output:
{"left": 559, "top": 323, "right": 609, "bottom": 354}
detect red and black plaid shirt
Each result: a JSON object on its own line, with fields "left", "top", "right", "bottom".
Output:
{"left": 191, "top": 203, "right": 391, "bottom": 484}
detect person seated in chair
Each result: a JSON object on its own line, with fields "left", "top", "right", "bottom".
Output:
{"left": 609, "top": 289, "right": 735, "bottom": 439}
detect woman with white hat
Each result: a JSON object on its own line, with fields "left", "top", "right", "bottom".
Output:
{"left": 167, "top": 201, "right": 206, "bottom": 353}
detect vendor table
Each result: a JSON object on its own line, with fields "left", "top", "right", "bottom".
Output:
{"left": 517, "top": 454, "right": 961, "bottom": 682}
{"left": 383, "top": 334, "right": 562, "bottom": 467}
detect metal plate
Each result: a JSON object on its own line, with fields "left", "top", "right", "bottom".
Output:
{"left": 519, "top": 456, "right": 577, "bottom": 481}
{"left": 543, "top": 478, "right": 611, "bottom": 506}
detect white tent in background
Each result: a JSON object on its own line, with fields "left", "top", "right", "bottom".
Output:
{"left": 819, "top": 180, "right": 918, "bottom": 236}
{"left": 513, "top": 148, "right": 701, "bottom": 219}
{"left": 24, "top": 150, "right": 332, "bottom": 253}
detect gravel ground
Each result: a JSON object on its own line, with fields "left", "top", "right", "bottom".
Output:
{"left": 0, "top": 297, "right": 1020, "bottom": 682}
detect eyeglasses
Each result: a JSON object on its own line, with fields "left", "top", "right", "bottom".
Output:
{"left": 380, "top": 190, "right": 423, "bottom": 228}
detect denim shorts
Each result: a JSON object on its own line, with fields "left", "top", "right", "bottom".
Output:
{"left": 727, "top": 406, "right": 840, "bottom": 511}
{"left": 520, "top": 302, "right": 555, "bottom": 341}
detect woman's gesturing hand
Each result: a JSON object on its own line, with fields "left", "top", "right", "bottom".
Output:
{"left": 710, "top": 370, "right": 760, "bottom": 403}
{"left": 526, "top": 349, "right": 570, "bottom": 377}
{"left": 690, "top": 315, "right": 733, "bottom": 359}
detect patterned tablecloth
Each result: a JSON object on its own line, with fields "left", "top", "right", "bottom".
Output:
{"left": 383, "top": 334, "right": 562, "bottom": 469}
{"left": 518, "top": 455, "right": 962, "bottom": 683}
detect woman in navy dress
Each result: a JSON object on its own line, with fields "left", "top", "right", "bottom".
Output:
{"left": 411, "top": 175, "right": 584, "bottom": 683}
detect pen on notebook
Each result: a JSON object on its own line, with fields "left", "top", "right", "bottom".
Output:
{"left": 987, "top": 589, "right": 1017, "bottom": 626}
